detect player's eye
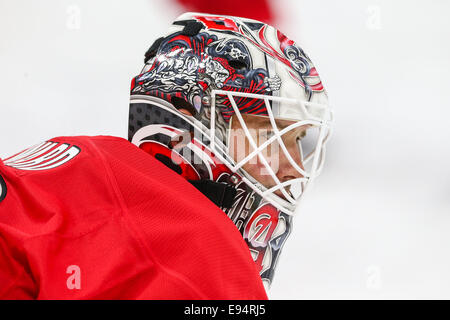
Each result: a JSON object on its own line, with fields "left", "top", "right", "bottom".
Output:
{"left": 298, "top": 130, "right": 307, "bottom": 139}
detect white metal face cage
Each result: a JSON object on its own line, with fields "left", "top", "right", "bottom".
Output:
{"left": 208, "top": 90, "right": 333, "bottom": 215}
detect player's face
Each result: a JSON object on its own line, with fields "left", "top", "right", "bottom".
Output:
{"left": 228, "top": 113, "right": 310, "bottom": 199}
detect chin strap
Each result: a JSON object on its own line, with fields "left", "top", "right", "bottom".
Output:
{"left": 188, "top": 179, "right": 237, "bottom": 209}
{"left": 154, "top": 153, "right": 236, "bottom": 209}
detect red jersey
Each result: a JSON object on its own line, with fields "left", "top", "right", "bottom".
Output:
{"left": 0, "top": 135, "right": 267, "bottom": 299}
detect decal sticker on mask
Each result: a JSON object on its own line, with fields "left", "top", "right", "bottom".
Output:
{"left": 217, "top": 173, "right": 291, "bottom": 287}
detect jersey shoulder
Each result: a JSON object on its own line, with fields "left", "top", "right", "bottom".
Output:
{"left": 0, "top": 135, "right": 127, "bottom": 208}
{"left": 0, "top": 135, "right": 130, "bottom": 235}
{"left": 0, "top": 135, "right": 126, "bottom": 175}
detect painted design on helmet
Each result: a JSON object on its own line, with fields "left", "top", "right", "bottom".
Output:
{"left": 129, "top": 12, "right": 332, "bottom": 289}
{"left": 193, "top": 15, "right": 323, "bottom": 98}
{"left": 131, "top": 31, "right": 282, "bottom": 121}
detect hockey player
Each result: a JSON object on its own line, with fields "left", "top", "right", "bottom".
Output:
{"left": 0, "top": 13, "right": 332, "bottom": 299}
{"left": 129, "top": 13, "right": 332, "bottom": 289}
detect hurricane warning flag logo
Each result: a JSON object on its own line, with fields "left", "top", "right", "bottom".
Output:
{"left": 4, "top": 141, "right": 80, "bottom": 171}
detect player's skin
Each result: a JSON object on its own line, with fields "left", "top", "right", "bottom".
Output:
{"left": 228, "top": 113, "right": 309, "bottom": 198}
{"left": 177, "top": 108, "right": 308, "bottom": 198}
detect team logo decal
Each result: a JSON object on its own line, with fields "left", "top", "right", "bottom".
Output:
{"left": 0, "top": 174, "right": 6, "bottom": 203}
{"left": 243, "top": 203, "right": 290, "bottom": 282}
{"left": 216, "top": 171, "right": 292, "bottom": 285}
{"left": 132, "top": 121, "right": 231, "bottom": 181}
{"left": 4, "top": 141, "right": 80, "bottom": 171}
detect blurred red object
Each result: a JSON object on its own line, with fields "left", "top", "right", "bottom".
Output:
{"left": 175, "top": 0, "right": 275, "bottom": 24}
